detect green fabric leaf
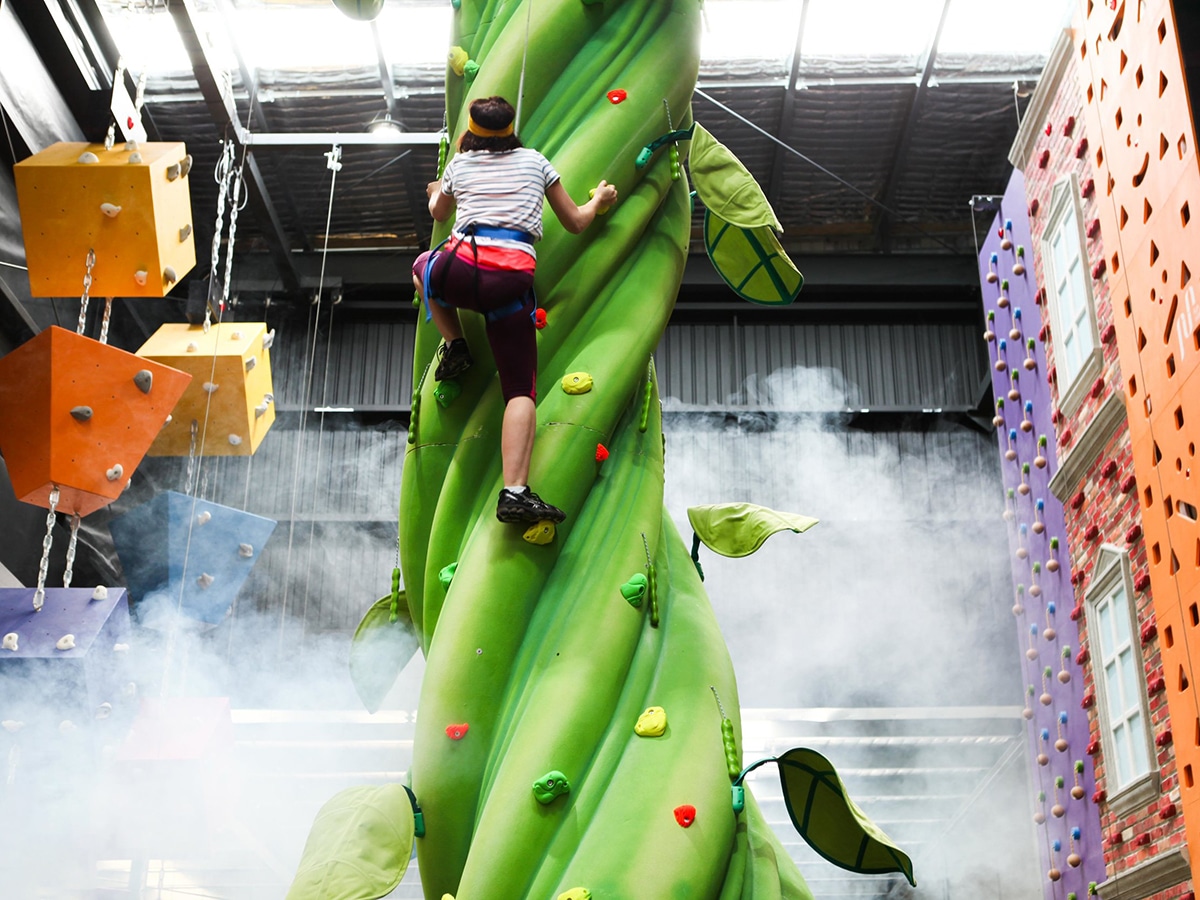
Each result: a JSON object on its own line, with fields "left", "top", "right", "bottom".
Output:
{"left": 350, "top": 593, "right": 419, "bottom": 714}
{"left": 286, "top": 784, "right": 416, "bottom": 900}
{"left": 774, "top": 748, "right": 914, "bottom": 886}
{"left": 690, "top": 123, "right": 781, "bottom": 230}
{"left": 687, "top": 503, "right": 818, "bottom": 559}
{"left": 704, "top": 210, "right": 803, "bottom": 307}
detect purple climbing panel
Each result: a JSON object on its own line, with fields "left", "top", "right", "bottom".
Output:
{"left": 977, "top": 169, "right": 1105, "bottom": 898}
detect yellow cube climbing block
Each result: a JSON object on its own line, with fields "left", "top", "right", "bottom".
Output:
{"left": 136, "top": 322, "right": 276, "bottom": 457}
{"left": 14, "top": 141, "right": 196, "bottom": 298}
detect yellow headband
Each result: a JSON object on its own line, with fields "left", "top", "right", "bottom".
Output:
{"left": 467, "top": 116, "right": 514, "bottom": 138}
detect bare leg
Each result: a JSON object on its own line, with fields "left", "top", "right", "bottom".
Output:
{"left": 501, "top": 396, "right": 536, "bottom": 486}
{"left": 413, "top": 273, "right": 463, "bottom": 343}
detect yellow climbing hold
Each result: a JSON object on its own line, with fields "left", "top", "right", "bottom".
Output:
{"left": 558, "top": 889, "right": 592, "bottom": 900}
{"left": 561, "top": 372, "right": 593, "bottom": 394}
{"left": 441, "top": 895, "right": 455, "bottom": 900}
{"left": 634, "top": 706, "right": 667, "bottom": 736}
{"left": 523, "top": 520, "right": 556, "bottom": 545}
{"left": 448, "top": 46, "right": 469, "bottom": 77}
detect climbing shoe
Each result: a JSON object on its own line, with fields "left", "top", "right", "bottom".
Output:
{"left": 496, "top": 487, "right": 566, "bottom": 524}
{"left": 434, "top": 338, "right": 473, "bottom": 381}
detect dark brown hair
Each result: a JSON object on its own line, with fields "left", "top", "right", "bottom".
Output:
{"left": 458, "top": 96, "right": 524, "bottom": 153}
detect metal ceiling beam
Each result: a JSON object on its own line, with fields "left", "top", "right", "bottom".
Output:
{"left": 765, "top": 0, "right": 809, "bottom": 210}
{"left": 169, "top": 0, "right": 301, "bottom": 294}
{"left": 874, "top": 0, "right": 954, "bottom": 251}
{"left": 243, "top": 131, "right": 443, "bottom": 147}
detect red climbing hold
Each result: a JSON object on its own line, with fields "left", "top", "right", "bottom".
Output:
{"left": 535, "top": 308, "right": 547, "bottom": 329}
{"left": 595, "top": 443, "right": 609, "bottom": 463}
{"left": 446, "top": 723, "right": 469, "bottom": 740}
{"left": 674, "top": 804, "right": 696, "bottom": 827}
{"left": 607, "top": 89, "right": 627, "bottom": 104}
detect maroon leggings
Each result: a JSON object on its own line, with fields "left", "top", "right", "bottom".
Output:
{"left": 414, "top": 247, "right": 537, "bottom": 401}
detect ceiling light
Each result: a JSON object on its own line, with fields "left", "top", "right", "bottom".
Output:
{"left": 367, "top": 113, "right": 402, "bottom": 135}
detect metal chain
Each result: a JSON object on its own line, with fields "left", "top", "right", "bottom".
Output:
{"left": 220, "top": 164, "right": 245, "bottom": 308}
{"left": 185, "top": 419, "right": 198, "bottom": 495}
{"left": 98, "top": 296, "right": 114, "bottom": 345}
{"left": 62, "top": 514, "right": 81, "bottom": 589}
{"left": 207, "top": 142, "right": 235, "bottom": 334}
{"left": 32, "top": 487, "right": 60, "bottom": 611}
{"left": 76, "top": 250, "right": 96, "bottom": 334}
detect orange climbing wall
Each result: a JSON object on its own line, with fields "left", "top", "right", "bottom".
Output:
{"left": 1076, "top": 0, "right": 1200, "bottom": 882}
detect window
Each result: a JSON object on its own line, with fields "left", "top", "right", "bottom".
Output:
{"left": 1043, "top": 175, "right": 1102, "bottom": 409}
{"left": 1085, "top": 547, "right": 1157, "bottom": 802}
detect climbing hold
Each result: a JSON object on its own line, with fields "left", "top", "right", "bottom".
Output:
{"left": 196, "top": 573, "right": 214, "bottom": 588}
{"left": 179, "top": 224, "right": 192, "bottom": 242}
{"left": 245, "top": 356, "right": 257, "bottom": 372}
{"left": 56, "top": 634, "right": 75, "bottom": 651}
{"left": 534, "top": 308, "right": 547, "bottom": 329}
{"left": 70, "top": 406, "right": 93, "bottom": 422}
{"left": 255, "top": 395, "right": 273, "bottom": 418}
{"left": 238, "top": 543, "right": 254, "bottom": 558}
{"left": 595, "top": 443, "right": 609, "bottom": 463}
{"left": 587, "top": 187, "right": 611, "bottom": 214}
{"left": 448, "top": 46, "right": 469, "bottom": 75}
{"left": 620, "top": 573, "right": 648, "bottom": 607}
{"left": 59, "top": 720, "right": 77, "bottom": 734}
{"left": 463, "top": 60, "right": 480, "bottom": 81}
{"left": 434, "top": 380, "right": 462, "bottom": 407}
{"left": 634, "top": 706, "right": 667, "bottom": 736}
{"left": 674, "top": 804, "right": 696, "bottom": 827}
{"left": 134, "top": 270, "right": 148, "bottom": 286}
{"left": 133, "top": 369, "right": 153, "bottom": 394}
{"left": 450, "top": 0, "right": 460, "bottom": 8}
{"left": 557, "top": 888, "right": 591, "bottom": 900}
{"left": 445, "top": 723, "right": 469, "bottom": 740}
{"left": 721, "top": 716, "right": 740, "bottom": 779}
{"left": 197, "top": 511, "right": 212, "bottom": 525}
{"left": 163, "top": 266, "right": 178, "bottom": 285}
{"left": 202, "top": 382, "right": 219, "bottom": 393}
{"left": 128, "top": 152, "right": 142, "bottom": 164}
{"left": 731, "top": 784, "right": 745, "bottom": 813}
{"left": 95, "top": 702, "right": 112, "bottom": 719}
{"left": 100, "top": 203, "right": 122, "bottom": 218}
{"left": 78, "top": 151, "right": 99, "bottom": 164}
{"left": 228, "top": 434, "right": 242, "bottom": 446}
{"left": 438, "top": 562, "right": 458, "bottom": 589}
{"left": 166, "top": 162, "right": 181, "bottom": 181}
{"left": 607, "top": 89, "right": 627, "bottom": 104}
{"left": 561, "top": 372, "right": 593, "bottom": 394}
{"left": 523, "top": 521, "right": 556, "bottom": 545}
{"left": 2, "top": 633, "right": 17, "bottom": 651}
{"left": 106, "top": 464, "right": 123, "bottom": 482}
{"left": 92, "top": 585, "right": 108, "bottom": 600}
{"left": 532, "top": 771, "right": 571, "bottom": 804}
{"left": 178, "top": 155, "right": 193, "bottom": 179}
{"left": 263, "top": 329, "right": 276, "bottom": 351}
{"left": 186, "top": 342, "right": 198, "bottom": 352}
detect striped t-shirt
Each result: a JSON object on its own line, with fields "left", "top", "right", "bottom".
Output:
{"left": 441, "top": 148, "right": 560, "bottom": 264}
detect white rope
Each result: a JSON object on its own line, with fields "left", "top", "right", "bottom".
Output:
{"left": 514, "top": 0, "right": 534, "bottom": 134}
{"left": 62, "top": 514, "right": 81, "bottom": 589}
{"left": 32, "top": 487, "right": 59, "bottom": 612}
{"left": 279, "top": 144, "right": 342, "bottom": 653}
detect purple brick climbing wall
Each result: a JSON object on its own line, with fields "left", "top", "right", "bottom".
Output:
{"left": 978, "top": 169, "right": 1106, "bottom": 899}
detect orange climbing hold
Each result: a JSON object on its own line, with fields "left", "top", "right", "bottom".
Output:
{"left": 674, "top": 804, "right": 696, "bottom": 827}
{"left": 446, "top": 723, "right": 469, "bottom": 740}
{"left": 595, "top": 443, "right": 608, "bottom": 463}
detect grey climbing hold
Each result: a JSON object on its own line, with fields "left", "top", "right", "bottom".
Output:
{"left": 128, "top": 152, "right": 142, "bottom": 164}
{"left": 179, "top": 155, "right": 193, "bottom": 178}
{"left": 70, "top": 406, "right": 93, "bottom": 422}
{"left": 255, "top": 394, "right": 274, "bottom": 418}
{"left": 262, "top": 329, "right": 276, "bottom": 351}
{"left": 245, "top": 356, "right": 257, "bottom": 372}
{"left": 179, "top": 224, "right": 192, "bottom": 242}
{"left": 125, "top": 141, "right": 139, "bottom": 152}
{"left": 166, "top": 163, "right": 181, "bottom": 181}
{"left": 186, "top": 342, "right": 198, "bottom": 352}
{"left": 231, "top": 331, "right": 242, "bottom": 341}
{"left": 163, "top": 266, "right": 178, "bottom": 285}
{"left": 133, "top": 370, "right": 153, "bottom": 394}
{"left": 197, "top": 511, "right": 212, "bottom": 525}
{"left": 100, "top": 203, "right": 122, "bottom": 218}
{"left": 228, "top": 434, "right": 242, "bottom": 446}
{"left": 92, "top": 586, "right": 108, "bottom": 600}
{"left": 238, "top": 543, "right": 254, "bottom": 558}
{"left": 134, "top": 270, "right": 148, "bottom": 286}
{"left": 202, "top": 382, "right": 218, "bottom": 393}
{"left": 78, "top": 151, "right": 99, "bottom": 164}
{"left": 106, "top": 464, "right": 123, "bottom": 481}
{"left": 196, "top": 573, "right": 214, "bottom": 589}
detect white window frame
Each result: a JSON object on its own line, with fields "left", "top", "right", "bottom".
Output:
{"left": 1083, "top": 545, "right": 1159, "bottom": 815}
{"left": 1042, "top": 174, "right": 1103, "bottom": 413}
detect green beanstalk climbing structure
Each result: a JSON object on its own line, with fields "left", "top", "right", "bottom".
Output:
{"left": 288, "top": 2, "right": 912, "bottom": 898}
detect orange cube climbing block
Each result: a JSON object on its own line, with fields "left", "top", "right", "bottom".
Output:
{"left": 136, "top": 322, "right": 276, "bottom": 457}
{"left": 14, "top": 141, "right": 196, "bottom": 298}
{"left": 0, "top": 327, "right": 192, "bottom": 516}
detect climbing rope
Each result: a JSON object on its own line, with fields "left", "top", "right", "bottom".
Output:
{"left": 62, "top": 514, "right": 81, "bottom": 590}
{"left": 514, "top": 0, "right": 534, "bottom": 134}
{"left": 279, "top": 143, "right": 342, "bottom": 653}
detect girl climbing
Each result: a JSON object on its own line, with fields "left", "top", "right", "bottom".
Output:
{"left": 413, "top": 95, "right": 617, "bottom": 525}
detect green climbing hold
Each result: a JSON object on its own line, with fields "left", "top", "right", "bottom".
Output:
{"left": 620, "top": 573, "right": 648, "bottom": 607}
{"left": 532, "top": 771, "right": 571, "bottom": 805}
{"left": 463, "top": 60, "right": 480, "bottom": 81}
{"left": 434, "top": 380, "right": 462, "bottom": 407}
{"left": 688, "top": 502, "right": 817, "bottom": 559}
{"left": 438, "top": 562, "right": 458, "bottom": 589}
{"left": 731, "top": 784, "right": 745, "bottom": 813}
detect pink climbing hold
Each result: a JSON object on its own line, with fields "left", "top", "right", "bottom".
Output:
{"left": 674, "top": 804, "right": 696, "bottom": 828}
{"left": 446, "top": 723, "right": 469, "bottom": 740}
{"left": 607, "top": 89, "right": 627, "bottom": 104}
